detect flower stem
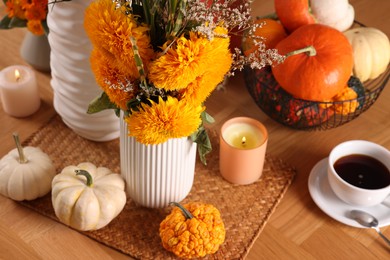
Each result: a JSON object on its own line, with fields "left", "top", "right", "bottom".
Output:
{"left": 256, "top": 12, "right": 278, "bottom": 20}
{"left": 286, "top": 45, "right": 317, "bottom": 58}
{"left": 13, "top": 133, "right": 28, "bottom": 164}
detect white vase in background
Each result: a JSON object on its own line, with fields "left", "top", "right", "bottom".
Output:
{"left": 47, "top": 0, "right": 119, "bottom": 141}
{"left": 120, "top": 116, "right": 197, "bottom": 208}
{"left": 20, "top": 31, "right": 50, "bottom": 72}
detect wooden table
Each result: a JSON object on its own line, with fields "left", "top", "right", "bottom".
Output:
{"left": 1, "top": 0, "right": 389, "bottom": 259}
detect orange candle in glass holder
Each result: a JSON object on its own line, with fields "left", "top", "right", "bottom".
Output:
{"left": 219, "top": 117, "right": 268, "bottom": 185}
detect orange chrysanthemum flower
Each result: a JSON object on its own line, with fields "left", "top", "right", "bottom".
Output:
{"left": 6, "top": 0, "right": 26, "bottom": 19}
{"left": 90, "top": 49, "right": 137, "bottom": 110}
{"left": 84, "top": 0, "right": 154, "bottom": 79}
{"left": 126, "top": 96, "right": 204, "bottom": 144}
{"left": 181, "top": 35, "right": 232, "bottom": 105}
{"left": 5, "top": 0, "right": 47, "bottom": 35}
{"left": 148, "top": 32, "right": 211, "bottom": 91}
{"left": 25, "top": 1, "right": 47, "bottom": 21}
{"left": 27, "top": 19, "right": 44, "bottom": 35}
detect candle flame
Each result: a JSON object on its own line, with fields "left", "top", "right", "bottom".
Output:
{"left": 241, "top": 136, "right": 246, "bottom": 146}
{"left": 15, "top": 69, "right": 21, "bottom": 82}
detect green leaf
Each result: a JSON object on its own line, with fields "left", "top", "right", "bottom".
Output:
{"left": 139, "top": 0, "right": 151, "bottom": 24}
{"left": 42, "top": 21, "right": 49, "bottom": 35}
{"left": 0, "top": 15, "right": 12, "bottom": 29}
{"left": 126, "top": 98, "right": 141, "bottom": 112}
{"left": 201, "top": 111, "right": 215, "bottom": 124}
{"left": 9, "top": 17, "right": 27, "bottom": 28}
{"left": 166, "top": 0, "right": 186, "bottom": 37}
{"left": 191, "top": 125, "right": 212, "bottom": 165}
{"left": 87, "top": 92, "right": 118, "bottom": 114}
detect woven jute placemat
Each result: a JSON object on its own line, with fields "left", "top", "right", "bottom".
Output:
{"left": 20, "top": 115, "right": 296, "bottom": 260}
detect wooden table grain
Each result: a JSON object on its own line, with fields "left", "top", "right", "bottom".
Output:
{"left": 1, "top": 0, "right": 390, "bottom": 259}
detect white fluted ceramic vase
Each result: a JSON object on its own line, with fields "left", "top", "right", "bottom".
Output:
{"left": 120, "top": 118, "right": 197, "bottom": 208}
{"left": 20, "top": 31, "right": 51, "bottom": 72}
{"left": 47, "top": 0, "right": 119, "bottom": 141}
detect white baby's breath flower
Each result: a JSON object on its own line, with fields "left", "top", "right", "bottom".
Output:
{"left": 185, "top": 0, "right": 285, "bottom": 72}
{"left": 106, "top": 78, "right": 134, "bottom": 93}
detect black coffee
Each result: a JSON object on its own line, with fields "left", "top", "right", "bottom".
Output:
{"left": 334, "top": 154, "right": 390, "bottom": 189}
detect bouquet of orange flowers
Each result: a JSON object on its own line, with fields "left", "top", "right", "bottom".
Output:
{"left": 84, "top": 0, "right": 284, "bottom": 163}
{"left": 0, "top": 0, "right": 49, "bottom": 35}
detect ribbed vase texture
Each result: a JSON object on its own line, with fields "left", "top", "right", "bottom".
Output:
{"left": 47, "top": 0, "right": 119, "bottom": 141}
{"left": 120, "top": 118, "right": 197, "bottom": 208}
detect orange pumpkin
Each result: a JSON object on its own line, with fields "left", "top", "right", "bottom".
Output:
{"left": 242, "top": 18, "right": 287, "bottom": 56}
{"left": 272, "top": 24, "right": 354, "bottom": 101}
{"left": 274, "top": 0, "right": 316, "bottom": 32}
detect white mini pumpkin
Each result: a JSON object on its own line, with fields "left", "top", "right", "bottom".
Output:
{"left": 310, "top": 0, "right": 355, "bottom": 32}
{"left": 51, "top": 162, "right": 126, "bottom": 231}
{"left": 0, "top": 146, "right": 56, "bottom": 201}
{"left": 344, "top": 27, "right": 390, "bottom": 82}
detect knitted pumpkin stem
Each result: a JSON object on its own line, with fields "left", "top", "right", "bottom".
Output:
{"left": 286, "top": 45, "right": 317, "bottom": 57}
{"left": 170, "top": 202, "right": 193, "bottom": 219}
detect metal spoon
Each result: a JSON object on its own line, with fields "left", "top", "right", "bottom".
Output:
{"left": 350, "top": 210, "right": 390, "bottom": 246}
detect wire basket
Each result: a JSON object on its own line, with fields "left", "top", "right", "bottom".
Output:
{"left": 244, "top": 64, "right": 389, "bottom": 130}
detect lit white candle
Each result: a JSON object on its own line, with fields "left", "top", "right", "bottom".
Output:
{"left": 0, "top": 65, "right": 41, "bottom": 117}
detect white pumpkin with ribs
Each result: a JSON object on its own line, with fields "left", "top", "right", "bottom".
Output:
{"left": 51, "top": 162, "right": 126, "bottom": 231}
{"left": 344, "top": 27, "right": 390, "bottom": 82}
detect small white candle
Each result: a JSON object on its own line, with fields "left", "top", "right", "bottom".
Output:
{"left": 0, "top": 65, "right": 41, "bottom": 117}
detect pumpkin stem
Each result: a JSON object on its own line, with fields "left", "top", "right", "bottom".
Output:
{"left": 256, "top": 12, "right": 278, "bottom": 20}
{"left": 12, "top": 132, "right": 28, "bottom": 164}
{"left": 170, "top": 202, "right": 193, "bottom": 219}
{"left": 75, "top": 169, "right": 93, "bottom": 187}
{"left": 286, "top": 45, "right": 317, "bottom": 58}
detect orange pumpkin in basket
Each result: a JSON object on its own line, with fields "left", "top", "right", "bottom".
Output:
{"left": 272, "top": 24, "right": 354, "bottom": 102}
{"left": 274, "top": 0, "right": 316, "bottom": 32}
{"left": 242, "top": 18, "right": 287, "bottom": 56}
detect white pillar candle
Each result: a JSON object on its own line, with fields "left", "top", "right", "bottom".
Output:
{"left": 0, "top": 65, "right": 41, "bottom": 117}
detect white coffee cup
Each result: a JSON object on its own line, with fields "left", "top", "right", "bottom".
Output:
{"left": 327, "top": 140, "right": 390, "bottom": 207}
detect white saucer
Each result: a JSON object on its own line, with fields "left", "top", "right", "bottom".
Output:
{"left": 308, "top": 158, "right": 390, "bottom": 228}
